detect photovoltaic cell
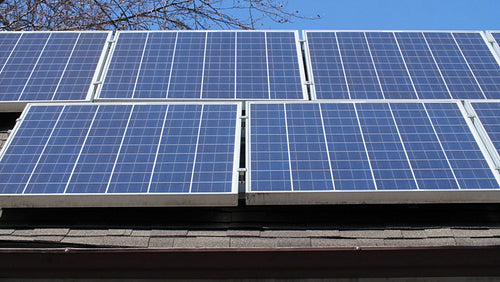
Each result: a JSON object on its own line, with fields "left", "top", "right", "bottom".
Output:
{"left": 98, "top": 31, "right": 305, "bottom": 100}
{"left": 306, "top": 31, "right": 500, "bottom": 100}
{"left": 0, "top": 103, "right": 239, "bottom": 207}
{"left": 395, "top": 32, "right": 452, "bottom": 99}
{"left": 0, "top": 105, "right": 63, "bottom": 193}
{"left": 471, "top": 102, "right": 500, "bottom": 156}
{"left": 336, "top": 32, "right": 384, "bottom": 99}
{"left": 248, "top": 102, "right": 499, "bottom": 204}
{"left": 365, "top": 32, "right": 417, "bottom": 99}
{"left": 453, "top": 33, "right": 500, "bottom": 99}
{"left": 202, "top": 32, "right": 236, "bottom": 99}
{"left": 0, "top": 32, "right": 109, "bottom": 102}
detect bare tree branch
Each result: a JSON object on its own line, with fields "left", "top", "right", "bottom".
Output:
{"left": 0, "top": 0, "right": 318, "bottom": 31}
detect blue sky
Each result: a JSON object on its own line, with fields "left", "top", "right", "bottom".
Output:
{"left": 259, "top": 0, "right": 500, "bottom": 31}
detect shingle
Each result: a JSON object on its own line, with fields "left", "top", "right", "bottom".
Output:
{"left": 173, "top": 237, "right": 230, "bottom": 248}
{"left": 67, "top": 229, "right": 108, "bottom": 237}
{"left": 149, "top": 237, "right": 175, "bottom": 248}
{"left": 0, "top": 235, "right": 35, "bottom": 242}
{"left": 471, "top": 237, "right": 500, "bottom": 246}
{"left": 61, "top": 237, "right": 104, "bottom": 246}
{"left": 151, "top": 230, "right": 188, "bottom": 237}
{"left": 401, "top": 230, "right": 427, "bottom": 239}
{"left": 0, "top": 229, "right": 15, "bottom": 235}
{"left": 311, "top": 238, "right": 358, "bottom": 247}
{"left": 261, "top": 230, "right": 308, "bottom": 238}
{"left": 451, "top": 228, "right": 493, "bottom": 238}
{"left": 455, "top": 238, "right": 474, "bottom": 246}
{"left": 230, "top": 237, "right": 277, "bottom": 248}
{"left": 384, "top": 238, "right": 456, "bottom": 247}
{"left": 227, "top": 230, "right": 261, "bottom": 237}
{"left": 30, "top": 236, "right": 65, "bottom": 242}
{"left": 107, "top": 229, "right": 133, "bottom": 236}
{"left": 490, "top": 229, "right": 500, "bottom": 237}
{"left": 306, "top": 230, "right": 340, "bottom": 238}
{"left": 276, "top": 238, "right": 311, "bottom": 248}
{"left": 130, "top": 230, "right": 152, "bottom": 237}
{"left": 187, "top": 230, "right": 227, "bottom": 237}
{"left": 339, "top": 230, "right": 401, "bottom": 239}
{"left": 425, "top": 228, "right": 453, "bottom": 238}
{"left": 356, "top": 238, "right": 384, "bottom": 247}
{"left": 102, "top": 236, "right": 149, "bottom": 247}
{"left": 11, "top": 228, "right": 69, "bottom": 236}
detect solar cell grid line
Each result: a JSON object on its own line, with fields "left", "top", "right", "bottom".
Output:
{"left": 99, "top": 32, "right": 148, "bottom": 99}
{"left": 23, "top": 105, "right": 98, "bottom": 194}
{"left": 337, "top": 32, "right": 385, "bottom": 99}
{"left": 285, "top": 103, "right": 334, "bottom": 191}
{"left": 19, "top": 33, "right": 79, "bottom": 101}
{"left": 249, "top": 103, "right": 292, "bottom": 192}
{"left": 364, "top": 32, "right": 418, "bottom": 99}
{"left": 423, "top": 32, "right": 486, "bottom": 99}
{"left": 148, "top": 104, "right": 201, "bottom": 193}
{"left": 304, "top": 32, "right": 350, "bottom": 99}
{"left": 190, "top": 104, "right": 238, "bottom": 193}
{"left": 65, "top": 105, "right": 133, "bottom": 194}
{"left": 51, "top": 32, "right": 111, "bottom": 101}
{"left": 390, "top": 103, "right": 460, "bottom": 190}
{"left": 356, "top": 103, "right": 418, "bottom": 190}
{"left": 469, "top": 102, "right": 500, "bottom": 163}
{"left": 50, "top": 33, "right": 83, "bottom": 100}
{"left": 202, "top": 32, "right": 235, "bottom": 99}
{"left": 130, "top": 33, "right": 150, "bottom": 98}
{"left": 106, "top": 105, "right": 168, "bottom": 193}
{"left": 0, "top": 105, "right": 63, "bottom": 194}
{"left": 267, "top": 32, "right": 305, "bottom": 99}
{"left": 0, "top": 33, "right": 50, "bottom": 101}
{"left": 394, "top": 32, "right": 453, "bottom": 99}
{"left": 0, "top": 33, "right": 22, "bottom": 75}
{"left": 320, "top": 103, "right": 376, "bottom": 190}
{"left": 453, "top": 32, "right": 500, "bottom": 99}
{"left": 167, "top": 32, "right": 206, "bottom": 99}
{"left": 236, "top": 32, "right": 269, "bottom": 99}
{"left": 132, "top": 32, "right": 176, "bottom": 99}
{"left": 425, "top": 103, "right": 499, "bottom": 189}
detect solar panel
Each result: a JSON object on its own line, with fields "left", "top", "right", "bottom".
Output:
{"left": 469, "top": 102, "right": 500, "bottom": 163}
{"left": 0, "top": 102, "right": 240, "bottom": 207}
{"left": 97, "top": 31, "right": 307, "bottom": 100}
{"left": 247, "top": 101, "right": 500, "bottom": 205}
{"left": 0, "top": 32, "right": 110, "bottom": 103}
{"left": 305, "top": 31, "right": 500, "bottom": 100}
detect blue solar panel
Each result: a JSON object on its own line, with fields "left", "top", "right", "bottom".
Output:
{"left": 98, "top": 31, "right": 306, "bottom": 100}
{"left": 395, "top": 33, "right": 452, "bottom": 99}
{"left": 202, "top": 32, "right": 235, "bottom": 99}
{"left": 365, "top": 32, "right": 417, "bottom": 99}
{"left": 248, "top": 102, "right": 500, "bottom": 204}
{"left": 336, "top": 32, "right": 384, "bottom": 99}
{"left": 306, "top": 31, "right": 500, "bottom": 100}
{"left": 0, "top": 103, "right": 240, "bottom": 207}
{"left": 0, "top": 32, "right": 109, "bottom": 102}
{"left": 453, "top": 33, "right": 500, "bottom": 99}
{"left": 471, "top": 102, "right": 500, "bottom": 156}
{"left": 0, "top": 105, "right": 63, "bottom": 193}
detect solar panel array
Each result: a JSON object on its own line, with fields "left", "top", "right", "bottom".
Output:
{"left": 247, "top": 102, "right": 500, "bottom": 204}
{"left": 1, "top": 30, "right": 500, "bottom": 207}
{"left": 0, "top": 103, "right": 240, "bottom": 207}
{"left": 97, "top": 31, "right": 306, "bottom": 100}
{"left": 0, "top": 32, "right": 110, "bottom": 102}
{"left": 305, "top": 31, "right": 500, "bottom": 100}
